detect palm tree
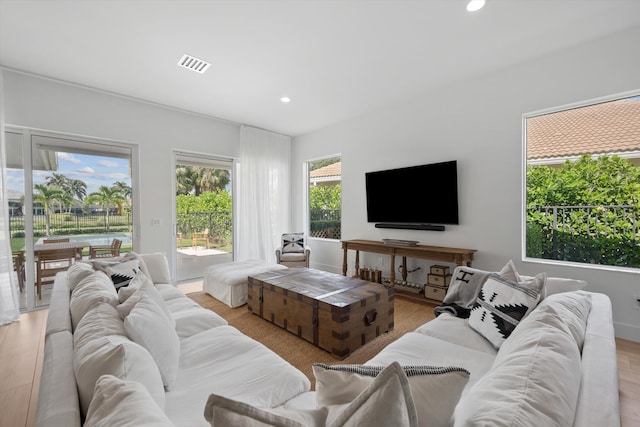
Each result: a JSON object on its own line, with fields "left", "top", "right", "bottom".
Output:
{"left": 68, "top": 179, "right": 87, "bottom": 203}
{"left": 84, "top": 186, "right": 125, "bottom": 233}
{"left": 112, "top": 181, "right": 132, "bottom": 214}
{"left": 33, "top": 184, "right": 64, "bottom": 236}
{"left": 176, "top": 165, "right": 198, "bottom": 195}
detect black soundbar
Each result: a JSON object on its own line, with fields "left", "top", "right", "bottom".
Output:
{"left": 375, "top": 223, "right": 445, "bottom": 231}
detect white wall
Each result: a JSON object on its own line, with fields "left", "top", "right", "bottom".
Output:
{"left": 3, "top": 70, "right": 240, "bottom": 273}
{"left": 292, "top": 26, "right": 640, "bottom": 341}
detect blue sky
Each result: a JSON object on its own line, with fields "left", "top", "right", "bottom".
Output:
{"left": 7, "top": 152, "right": 131, "bottom": 197}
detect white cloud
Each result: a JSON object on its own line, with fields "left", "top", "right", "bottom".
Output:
{"left": 58, "top": 152, "right": 82, "bottom": 164}
{"left": 98, "top": 160, "right": 119, "bottom": 168}
{"left": 79, "top": 167, "right": 95, "bottom": 174}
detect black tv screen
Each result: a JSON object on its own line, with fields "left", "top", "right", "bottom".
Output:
{"left": 365, "top": 160, "right": 459, "bottom": 225}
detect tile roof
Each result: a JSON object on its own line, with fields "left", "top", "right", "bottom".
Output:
{"left": 527, "top": 97, "right": 640, "bottom": 160}
{"left": 310, "top": 161, "right": 341, "bottom": 179}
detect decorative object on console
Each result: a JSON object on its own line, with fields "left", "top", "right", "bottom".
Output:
{"left": 424, "top": 264, "right": 452, "bottom": 302}
{"left": 382, "top": 239, "right": 419, "bottom": 247}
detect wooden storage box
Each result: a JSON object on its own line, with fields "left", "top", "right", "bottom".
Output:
{"left": 248, "top": 268, "right": 394, "bottom": 359}
{"left": 428, "top": 273, "right": 452, "bottom": 287}
{"left": 430, "top": 265, "right": 450, "bottom": 276}
{"left": 424, "top": 284, "right": 447, "bottom": 302}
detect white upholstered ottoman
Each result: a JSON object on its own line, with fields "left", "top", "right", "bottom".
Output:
{"left": 203, "top": 260, "right": 288, "bottom": 308}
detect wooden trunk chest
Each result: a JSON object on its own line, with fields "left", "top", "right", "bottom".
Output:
{"left": 247, "top": 268, "right": 394, "bottom": 359}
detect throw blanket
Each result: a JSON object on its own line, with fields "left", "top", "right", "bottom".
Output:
{"left": 434, "top": 266, "right": 491, "bottom": 318}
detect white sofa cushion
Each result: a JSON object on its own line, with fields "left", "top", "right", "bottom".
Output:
{"left": 313, "top": 363, "right": 469, "bottom": 427}
{"left": 116, "top": 271, "right": 175, "bottom": 328}
{"left": 521, "top": 274, "right": 588, "bottom": 299}
{"left": 454, "top": 291, "right": 586, "bottom": 427}
{"left": 84, "top": 375, "right": 174, "bottom": 427}
{"left": 73, "top": 302, "right": 126, "bottom": 350}
{"left": 66, "top": 262, "right": 95, "bottom": 291}
{"left": 69, "top": 271, "right": 119, "bottom": 330}
{"left": 164, "top": 325, "right": 310, "bottom": 426}
{"left": 140, "top": 252, "right": 172, "bottom": 284}
{"left": 73, "top": 335, "right": 165, "bottom": 417}
{"left": 165, "top": 297, "right": 228, "bottom": 339}
{"left": 468, "top": 273, "right": 545, "bottom": 349}
{"left": 156, "top": 283, "right": 187, "bottom": 301}
{"left": 205, "top": 362, "right": 418, "bottom": 427}
{"left": 124, "top": 296, "right": 181, "bottom": 389}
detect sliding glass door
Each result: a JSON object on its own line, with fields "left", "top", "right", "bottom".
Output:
{"left": 174, "top": 152, "right": 234, "bottom": 282}
{"left": 6, "top": 128, "right": 136, "bottom": 311}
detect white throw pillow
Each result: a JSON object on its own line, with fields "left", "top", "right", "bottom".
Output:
{"left": 204, "top": 362, "right": 418, "bottom": 427}
{"left": 468, "top": 273, "right": 545, "bottom": 349}
{"left": 171, "top": 306, "right": 228, "bottom": 339}
{"left": 73, "top": 302, "right": 126, "bottom": 351}
{"left": 140, "top": 252, "right": 172, "bottom": 284}
{"left": 520, "top": 275, "right": 588, "bottom": 299}
{"left": 69, "top": 271, "right": 119, "bottom": 329}
{"left": 454, "top": 292, "right": 583, "bottom": 427}
{"left": 84, "top": 375, "right": 174, "bottom": 427}
{"left": 313, "top": 363, "right": 469, "bottom": 427}
{"left": 123, "top": 297, "right": 181, "bottom": 389}
{"left": 73, "top": 335, "right": 165, "bottom": 417}
{"left": 66, "top": 262, "right": 95, "bottom": 291}
{"left": 116, "top": 272, "right": 175, "bottom": 328}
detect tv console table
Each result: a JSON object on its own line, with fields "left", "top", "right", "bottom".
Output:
{"left": 341, "top": 239, "right": 476, "bottom": 298}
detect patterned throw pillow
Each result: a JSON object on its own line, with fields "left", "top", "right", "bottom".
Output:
{"left": 92, "top": 259, "right": 141, "bottom": 290}
{"left": 468, "top": 273, "right": 545, "bottom": 349}
{"left": 281, "top": 233, "right": 305, "bottom": 253}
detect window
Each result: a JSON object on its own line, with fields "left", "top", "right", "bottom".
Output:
{"left": 307, "top": 156, "right": 341, "bottom": 240}
{"left": 524, "top": 94, "right": 640, "bottom": 269}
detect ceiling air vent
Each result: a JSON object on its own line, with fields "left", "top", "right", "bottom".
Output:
{"left": 177, "top": 54, "right": 211, "bottom": 74}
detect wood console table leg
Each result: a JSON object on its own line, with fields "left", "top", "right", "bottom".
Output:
{"left": 355, "top": 250, "right": 360, "bottom": 278}
{"left": 401, "top": 257, "right": 407, "bottom": 281}
{"left": 342, "top": 247, "right": 348, "bottom": 276}
{"left": 389, "top": 255, "right": 395, "bottom": 285}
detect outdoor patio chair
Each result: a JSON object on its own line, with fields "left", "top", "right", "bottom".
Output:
{"left": 36, "top": 247, "right": 76, "bottom": 299}
{"left": 43, "top": 238, "right": 70, "bottom": 243}
{"left": 89, "top": 238, "right": 122, "bottom": 259}
{"left": 12, "top": 251, "right": 25, "bottom": 292}
{"left": 192, "top": 228, "right": 210, "bottom": 250}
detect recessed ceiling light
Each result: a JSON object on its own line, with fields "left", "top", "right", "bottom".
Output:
{"left": 177, "top": 54, "right": 211, "bottom": 74}
{"left": 466, "top": 0, "right": 485, "bottom": 12}
{"left": 280, "top": 97, "right": 291, "bottom": 103}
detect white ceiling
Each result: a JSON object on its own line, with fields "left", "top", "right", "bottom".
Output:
{"left": 2, "top": 0, "right": 640, "bottom": 137}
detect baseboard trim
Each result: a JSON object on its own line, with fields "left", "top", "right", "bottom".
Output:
{"left": 614, "top": 321, "right": 640, "bottom": 342}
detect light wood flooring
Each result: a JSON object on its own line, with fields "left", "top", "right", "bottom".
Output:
{"left": 2, "top": 282, "right": 639, "bottom": 427}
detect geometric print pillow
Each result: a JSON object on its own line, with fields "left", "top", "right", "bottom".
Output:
{"left": 469, "top": 272, "right": 545, "bottom": 349}
{"left": 92, "top": 259, "right": 141, "bottom": 291}
{"left": 281, "top": 232, "right": 305, "bottom": 253}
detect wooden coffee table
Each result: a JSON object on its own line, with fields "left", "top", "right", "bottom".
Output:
{"left": 247, "top": 268, "right": 394, "bottom": 359}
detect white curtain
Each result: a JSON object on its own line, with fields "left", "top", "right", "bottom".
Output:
{"left": 0, "top": 71, "right": 20, "bottom": 325}
{"left": 236, "top": 125, "right": 291, "bottom": 263}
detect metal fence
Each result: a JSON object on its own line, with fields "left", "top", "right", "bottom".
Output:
{"left": 526, "top": 205, "right": 640, "bottom": 267}
{"left": 9, "top": 213, "right": 132, "bottom": 238}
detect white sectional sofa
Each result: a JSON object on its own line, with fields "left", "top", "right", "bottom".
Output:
{"left": 36, "top": 254, "right": 620, "bottom": 427}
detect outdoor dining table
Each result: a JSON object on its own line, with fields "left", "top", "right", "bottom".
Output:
{"left": 19, "top": 240, "right": 91, "bottom": 299}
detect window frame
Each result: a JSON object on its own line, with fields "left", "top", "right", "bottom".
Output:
{"left": 305, "top": 154, "right": 342, "bottom": 242}
{"left": 521, "top": 89, "right": 640, "bottom": 274}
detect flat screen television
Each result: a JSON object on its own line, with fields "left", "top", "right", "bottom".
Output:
{"left": 365, "top": 160, "right": 459, "bottom": 229}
